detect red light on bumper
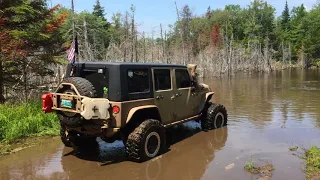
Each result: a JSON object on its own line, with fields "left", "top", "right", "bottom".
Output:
{"left": 112, "top": 105, "right": 120, "bottom": 114}
{"left": 42, "top": 93, "right": 53, "bottom": 113}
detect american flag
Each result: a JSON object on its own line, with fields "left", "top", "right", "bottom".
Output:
{"left": 66, "top": 36, "right": 78, "bottom": 64}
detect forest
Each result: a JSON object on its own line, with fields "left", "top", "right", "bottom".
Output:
{"left": 1, "top": 0, "right": 320, "bottom": 103}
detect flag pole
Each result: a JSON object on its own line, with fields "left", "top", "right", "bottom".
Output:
{"left": 71, "top": 0, "right": 75, "bottom": 42}
{"left": 71, "top": 0, "right": 78, "bottom": 64}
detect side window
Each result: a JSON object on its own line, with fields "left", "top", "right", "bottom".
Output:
{"left": 175, "top": 69, "right": 191, "bottom": 89}
{"left": 154, "top": 69, "right": 171, "bottom": 91}
{"left": 127, "top": 69, "right": 150, "bottom": 93}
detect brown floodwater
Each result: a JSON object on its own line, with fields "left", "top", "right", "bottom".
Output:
{"left": 1, "top": 68, "right": 320, "bottom": 180}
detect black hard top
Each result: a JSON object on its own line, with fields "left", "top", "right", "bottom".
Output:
{"left": 75, "top": 61, "right": 187, "bottom": 68}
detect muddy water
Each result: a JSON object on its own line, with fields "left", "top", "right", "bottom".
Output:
{"left": 1, "top": 68, "right": 320, "bottom": 180}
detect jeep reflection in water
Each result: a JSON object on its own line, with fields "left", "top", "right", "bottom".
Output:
{"left": 42, "top": 62, "right": 228, "bottom": 162}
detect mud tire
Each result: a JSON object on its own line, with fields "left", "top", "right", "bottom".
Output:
{"left": 126, "top": 119, "right": 166, "bottom": 162}
{"left": 202, "top": 103, "right": 228, "bottom": 130}
{"left": 57, "top": 77, "right": 97, "bottom": 127}
{"left": 201, "top": 102, "right": 213, "bottom": 130}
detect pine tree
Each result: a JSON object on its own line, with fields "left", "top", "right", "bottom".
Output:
{"left": 0, "top": 0, "right": 67, "bottom": 103}
{"left": 93, "top": 0, "right": 105, "bottom": 20}
{"left": 206, "top": 6, "right": 211, "bottom": 18}
{"left": 281, "top": 1, "right": 290, "bottom": 31}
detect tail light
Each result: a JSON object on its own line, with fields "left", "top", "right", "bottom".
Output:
{"left": 112, "top": 105, "right": 120, "bottom": 114}
{"left": 42, "top": 93, "right": 53, "bottom": 113}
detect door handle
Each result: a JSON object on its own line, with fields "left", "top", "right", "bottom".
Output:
{"left": 171, "top": 95, "right": 175, "bottom": 100}
{"left": 156, "top": 95, "right": 164, "bottom": 100}
{"left": 175, "top": 93, "right": 182, "bottom": 97}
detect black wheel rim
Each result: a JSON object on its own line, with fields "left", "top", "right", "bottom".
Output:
{"left": 145, "top": 132, "right": 161, "bottom": 157}
{"left": 147, "top": 135, "right": 159, "bottom": 154}
{"left": 215, "top": 112, "right": 224, "bottom": 128}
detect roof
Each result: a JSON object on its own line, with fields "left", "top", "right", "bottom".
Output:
{"left": 75, "top": 61, "right": 187, "bottom": 68}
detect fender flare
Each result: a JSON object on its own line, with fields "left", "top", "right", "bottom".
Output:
{"left": 126, "top": 105, "right": 160, "bottom": 123}
{"left": 199, "top": 92, "right": 215, "bottom": 113}
{"left": 206, "top": 92, "right": 215, "bottom": 102}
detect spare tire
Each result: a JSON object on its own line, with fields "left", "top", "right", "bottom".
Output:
{"left": 57, "top": 77, "right": 97, "bottom": 127}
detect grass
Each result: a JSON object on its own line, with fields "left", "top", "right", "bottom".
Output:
{"left": 244, "top": 156, "right": 275, "bottom": 178}
{"left": 0, "top": 101, "right": 59, "bottom": 144}
{"left": 304, "top": 146, "right": 320, "bottom": 180}
{"left": 245, "top": 156, "right": 255, "bottom": 172}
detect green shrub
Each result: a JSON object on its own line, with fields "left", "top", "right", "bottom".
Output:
{"left": 0, "top": 101, "right": 59, "bottom": 143}
{"left": 304, "top": 146, "right": 320, "bottom": 179}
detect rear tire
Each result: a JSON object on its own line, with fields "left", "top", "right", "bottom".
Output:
{"left": 201, "top": 103, "right": 228, "bottom": 130}
{"left": 57, "top": 77, "right": 97, "bottom": 127}
{"left": 60, "top": 125, "right": 72, "bottom": 147}
{"left": 60, "top": 125, "right": 97, "bottom": 148}
{"left": 126, "top": 119, "right": 166, "bottom": 162}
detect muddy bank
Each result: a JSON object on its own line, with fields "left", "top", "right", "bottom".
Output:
{"left": 0, "top": 136, "right": 58, "bottom": 157}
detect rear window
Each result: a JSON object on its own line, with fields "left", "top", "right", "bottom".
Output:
{"left": 81, "top": 68, "right": 109, "bottom": 98}
{"left": 127, "top": 69, "right": 150, "bottom": 93}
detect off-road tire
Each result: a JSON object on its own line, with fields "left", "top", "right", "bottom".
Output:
{"left": 60, "top": 125, "right": 97, "bottom": 147}
{"left": 57, "top": 77, "right": 97, "bottom": 127}
{"left": 126, "top": 119, "right": 166, "bottom": 162}
{"left": 60, "top": 125, "right": 72, "bottom": 147}
{"left": 201, "top": 102, "right": 212, "bottom": 130}
{"left": 201, "top": 103, "right": 228, "bottom": 130}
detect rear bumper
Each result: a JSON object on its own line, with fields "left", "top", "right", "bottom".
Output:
{"left": 51, "top": 93, "right": 111, "bottom": 120}
{"left": 66, "top": 123, "right": 120, "bottom": 138}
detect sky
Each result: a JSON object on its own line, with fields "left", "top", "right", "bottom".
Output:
{"left": 51, "top": 0, "right": 318, "bottom": 36}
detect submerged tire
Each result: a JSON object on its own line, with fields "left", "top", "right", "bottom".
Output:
{"left": 60, "top": 125, "right": 72, "bottom": 147}
{"left": 201, "top": 102, "right": 213, "bottom": 130}
{"left": 57, "top": 77, "right": 97, "bottom": 127}
{"left": 60, "top": 125, "right": 97, "bottom": 148}
{"left": 126, "top": 119, "right": 166, "bottom": 162}
{"left": 202, "top": 103, "right": 228, "bottom": 130}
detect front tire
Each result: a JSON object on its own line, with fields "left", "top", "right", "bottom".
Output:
{"left": 126, "top": 119, "right": 166, "bottom": 162}
{"left": 201, "top": 103, "right": 228, "bottom": 130}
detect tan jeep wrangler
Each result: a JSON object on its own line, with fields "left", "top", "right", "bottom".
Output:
{"left": 42, "top": 62, "right": 228, "bottom": 162}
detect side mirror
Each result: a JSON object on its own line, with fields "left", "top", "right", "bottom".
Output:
{"left": 191, "top": 80, "right": 196, "bottom": 86}
{"left": 191, "top": 86, "right": 196, "bottom": 92}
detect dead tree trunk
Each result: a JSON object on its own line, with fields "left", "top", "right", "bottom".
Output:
{"left": 124, "top": 12, "right": 129, "bottom": 62}
{"left": 288, "top": 42, "right": 292, "bottom": 66}
{"left": 143, "top": 32, "right": 146, "bottom": 62}
{"left": 160, "top": 24, "right": 165, "bottom": 61}
{"left": 0, "top": 60, "right": 4, "bottom": 104}
{"left": 135, "top": 33, "right": 138, "bottom": 62}
{"left": 152, "top": 29, "right": 154, "bottom": 61}
{"left": 282, "top": 41, "right": 285, "bottom": 69}
{"left": 83, "top": 19, "right": 92, "bottom": 61}
{"left": 23, "top": 59, "right": 28, "bottom": 102}
{"left": 175, "top": 1, "right": 185, "bottom": 65}
{"left": 165, "top": 31, "right": 168, "bottom": 63}
{"left": 131, "top": 6, "right": 136, "bottom": 62}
